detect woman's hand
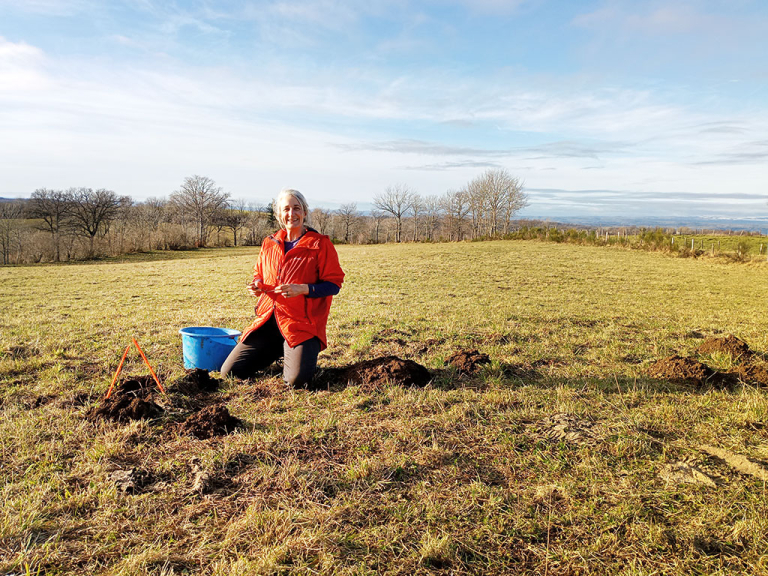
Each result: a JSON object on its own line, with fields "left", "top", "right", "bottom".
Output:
{"left": 247, "top": 279, "right": 264, "bottom": 297}
{"left": 274, "top": 284, "right": 309, "bottom": 298}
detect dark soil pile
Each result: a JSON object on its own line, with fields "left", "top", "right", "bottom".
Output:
{"left": 87, "top": 375, "right": 163, "bottom": 423}
{"left": 735, "top": 363, "right": 768, "bottom": 387}
{"left": 447, "top": 349, "right": 491, "bottom": 374}
{"left": 343, "top": 356, "right": 431, "bottom": 388}
{"left": 647, "top": 356, "right": 714, "bottom": 385}
{"left": 180, "top": 404, "right": 241, "bottom": 440}
{"left": 315, "top": 356, "right": 432, "bottom": 389}
{"left": 170, "top": 368, "right": 221, "bottom": 396}
{"left": 697, "top": 335, "right": 752, "bottom": 359}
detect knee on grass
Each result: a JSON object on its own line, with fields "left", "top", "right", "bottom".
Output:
{"left": 283, "top": 369, "right": 314, "bottom": 389}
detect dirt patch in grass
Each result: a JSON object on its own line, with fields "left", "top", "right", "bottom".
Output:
{"left": 697, "top": 335, "right": 752, "bottom": 359}
{"left": 533, "top": 413, "right": 603, "bottom": 445}
{"left": 169, "top": 368, "right": 221, "bottom": 395}
{"left": 647, "top": 356, "right": 719, "bottom": 386}
{"left": 111, "top": 468, "right": 155, "bottom": 494}
{"left": 86, "top": 375, "right": 163, "bottom": 423}
{"left": 30, "top": 394, "right": 57, "bottom": 409}
{"left": 315, "top": 356, "right": 431, "bottom": 389}
{"left": 734, "top": 362, "right": 768, "bottom": 387}
{"left": 446, "top": 349, "right": 490, "bottom": 375}
{"left": 180, "top": 404, "right": 242, "bottom": 440}
{"left": 342, "top": 356, "right": 431, "bottom": 388}
{"left": 58, "top": 391, "right": 94, "bottom": 408}
{"left": 659, "top": 461, "right": 718, "bottom": 487}
{"left": 4, "top": 344, "right": 39, "bottom": 359}
{"left": 372, "top": 328, "right": 412, "bottom": 347}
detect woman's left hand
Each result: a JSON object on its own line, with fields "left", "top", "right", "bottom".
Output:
{"left": 274, "top": 284, "right": 309, "bottom": 298}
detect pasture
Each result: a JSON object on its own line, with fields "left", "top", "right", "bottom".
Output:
{"left": 1, "top": 241, "right": 768, "bottom": 575}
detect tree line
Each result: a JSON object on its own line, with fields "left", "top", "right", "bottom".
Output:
{"left": 0, "top": 169, "right": 527, "bottom": 265}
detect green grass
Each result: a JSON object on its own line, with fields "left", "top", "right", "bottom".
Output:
{"left": 1, "top": 241, "right": 768, "bottom": 575}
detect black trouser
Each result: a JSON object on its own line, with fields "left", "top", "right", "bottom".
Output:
{"left": 220, "top": 315, "right": 321, "bottom": 387}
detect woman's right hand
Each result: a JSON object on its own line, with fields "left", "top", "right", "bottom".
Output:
{"left": 247, "top": 279, "right": 264, "bottom": 297}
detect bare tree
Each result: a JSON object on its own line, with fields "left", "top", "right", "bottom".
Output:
{"left": 222, "top": 198, "right": 250, "bottom": 247}
{"left": 441, "top": 189, "right": 470, "bottom": 241}
{"left": 410, "top": 193, "right": 423, "bottom": 242}
{"left": 465, "top": 181, "right": 484, "bottom": 239}
{"left": 310, "top": 207, "right": 333, "bottom": 236}
{"left": 28, "top": 188, "right": 71, "bottom": 261}
{"left": 370, "top": 210, "right": 387, "bottom": 244}
{"left": 373, "top": 184, "right": 413, "bottom": 242}
{"left": 466, "top": 169, "right": 527, "bottom": 237}
{"left": 336, "top": 203, "right": 359, "bottom": 243}
{"left": 0, "top": 200, "right": 25, "bottom": 265}
{"left": 422, "top": 195, "right": 443, "bottom": 241}
{"left": 244, "top": 203, "right": 270, "bottom": 245}
{"left": 501, "top": 175, "right": 527, "bottom": 234}
{"left": 134, "top": 197, "right": 167, "bottom": 250}
{"left": 67, "top": 187, "right": 127, "bottom": 257}
{"left": 169, "top": 175, "right": 229, "bottom": 247}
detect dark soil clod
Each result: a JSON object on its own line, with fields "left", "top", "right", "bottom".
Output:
{"left": 89, "top": 395, "right": 164, "bottom": 422}
{"left": 697, "top": 335, "right": 752, "bottom": 360}
{"left": 446, "top": 349, "right": 491, "bottom": 374}
{"left": 181, "top": 404, "right": 242, "bottom": 440}
{"left": 170, "top": 368, "right": 221, "bottom": 396}
{"left": 343, "top": 356, "right": 431, "bottom": 388}
{"left": 314, "top": 356, "right": 431, "bottom": 389}
{"left": 648, "top": 355, "right": 728, "bottom": 387}
{"left": 735, "top": 363, "right": 768, "bottom": 387}
{"left": 87, "top": 375, "right": 163, "bottom": 422}
{"left": 111, "top": 468, "right": 154, "bottom": 494}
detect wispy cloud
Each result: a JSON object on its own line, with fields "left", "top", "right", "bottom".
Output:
{"left": 693, "top": 140, "right": 768, "bottom": 165}
{"left": 403, "top": 160, "right": 502, "bottom": 171}
{"left": 524, "top": 187, "right": 767, "bottom": 217}
{"left": 335, "top": 138, "right": 509, "bottom": 157}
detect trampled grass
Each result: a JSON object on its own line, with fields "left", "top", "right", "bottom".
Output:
{"left": 1, "top": 241, "right": 768, "bottom": 575}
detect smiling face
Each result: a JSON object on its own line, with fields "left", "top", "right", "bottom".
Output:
{"left": 279, "top": 195, "right": 306, "bottom": 233}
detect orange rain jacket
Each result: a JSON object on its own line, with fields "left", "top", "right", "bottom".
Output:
{"left": 240, "top": 228, "right": 345, "bottom": 349}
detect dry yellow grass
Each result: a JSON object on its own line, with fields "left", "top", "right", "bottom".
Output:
{"left": 1, "top": 240, "right": 768, "bottom": 575}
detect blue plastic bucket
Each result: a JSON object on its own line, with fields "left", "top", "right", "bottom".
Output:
{"left": 179, "top": 327, "right": 241, "bottom": 371}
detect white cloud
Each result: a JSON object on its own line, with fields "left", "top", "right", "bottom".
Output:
{"left": 0, "top": 37, "right": 49, "bottom": 91}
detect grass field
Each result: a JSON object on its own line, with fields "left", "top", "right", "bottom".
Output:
{"left": 2, "top": 241, "right": 768, "bottom": 575}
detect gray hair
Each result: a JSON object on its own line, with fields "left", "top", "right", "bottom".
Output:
{"left": 273, "top": 188, "right": 310, "bottom": 229}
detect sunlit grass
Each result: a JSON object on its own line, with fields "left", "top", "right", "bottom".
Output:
{"left": 1, "top": 240, "right": 768, "bottom": 574}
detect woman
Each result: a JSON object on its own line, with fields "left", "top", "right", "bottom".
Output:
{"left": 221, "top": 189, "right": 345, "bottom": 387}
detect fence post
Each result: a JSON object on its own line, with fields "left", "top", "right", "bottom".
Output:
{"left": 691, "top": 238, "right": 694, "bottom": 250}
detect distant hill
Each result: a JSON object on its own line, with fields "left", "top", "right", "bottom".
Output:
{"left": 519, "top": 214, "right": 768, "bottom": 234}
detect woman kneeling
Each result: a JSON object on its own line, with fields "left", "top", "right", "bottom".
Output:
{"left": 221, "top": 189, "right": 345, "bottom": 387}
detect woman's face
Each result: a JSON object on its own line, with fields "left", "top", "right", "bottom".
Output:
{"left": 280, "top": 195, "right": 305, "bottom": 232}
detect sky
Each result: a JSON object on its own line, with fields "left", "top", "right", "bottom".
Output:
{"left": 1, "top": 0, "right": 767, "bottom": 220}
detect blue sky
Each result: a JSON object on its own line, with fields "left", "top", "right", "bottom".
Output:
{"left": 1, "top": 0, "right": 767, "bottom": 219}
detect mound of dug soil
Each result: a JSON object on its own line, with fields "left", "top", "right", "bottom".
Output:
{"left": 447, "top": 349, "right": 491, "bottom": 374}
{"left": 343, "top": 356, "right": 431, "bottom": 388}
{"left": 315, "top": 356, "right": 431, "bottom": 389}
{"left": 87, "top": 376, "right": 163, "bottom": 423}
{"left": 735, "top": 363, "right": 768, "bottom": 387}
{"left": 647, "top": 356, "right": 714, "bottom": 385}
{"left": 697, "top": 335, "right": 752, "bottom": 359}
{"left": 180, "top": 405, "right": 241, "bottom": 440}
{"left": 170, "top": 368, "right": 221, "bottom": 396}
